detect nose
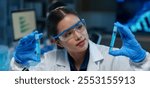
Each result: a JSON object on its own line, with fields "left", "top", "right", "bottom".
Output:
{"left": 74, "top": 30, "right": 82, "bottom": 41}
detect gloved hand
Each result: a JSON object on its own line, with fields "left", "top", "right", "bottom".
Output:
{"left": 109, "top": 22, "right": 146, "bottom": 63}
{"left": 14, "top": 31, "right": 43, "bottom": 67}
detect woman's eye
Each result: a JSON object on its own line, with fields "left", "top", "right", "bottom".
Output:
{"left": 77, "top": 25, "right": 83, "bottom": 29}
{"left": 64, "top": 31, "right": 72, "bottom": 38}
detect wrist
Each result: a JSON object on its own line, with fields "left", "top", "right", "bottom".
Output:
{"left": 130, "top": 52, "right": 150, "bottom": 71}
{"left": 131, "top": 49, "right": 146, "bottom": 63}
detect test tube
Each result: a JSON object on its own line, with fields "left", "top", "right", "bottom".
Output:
{"left": 35, "top": 34, "right": 41, "bottom": 62}
{"left": 109, "top": 26, "right": 117, "bottom": 52}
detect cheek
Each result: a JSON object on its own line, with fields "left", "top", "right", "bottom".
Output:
{"left": 83, "top": 30, "right": 89, "bottom": 39}
{"left": 61, "top": 40, "right": 76, "bottom": 49}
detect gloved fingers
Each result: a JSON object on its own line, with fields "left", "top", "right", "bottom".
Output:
{"left": 16, "top": 31, "right": 43, "bottom": 51}
{"left": 109, "top": 49, "right": 124, "bottom": 56}
{"left": 114, "top": 22, "right": 135, "bottom": 40}
{"left": 19, "top": 31, "right": 38, "bottom": 44}
{"left": 24, "top": 31, "right": 39, "bottom": 41}
{"left": 39, "top": 33, "right": 43, "bottom": 39}
{"left": 14, "top": 52, "right": 39, "bottom": 66}
{"left": 20, "top": 33, "right": 43, "bottom": 50}
{"left": 16, "top": 45, "right": 36, "bottom": 53}
{"left": 17, "top": 38, "right": 36, "bottom": 49}
{"left": 17, "top": 31, "right": 39, "bottom": 51}
{"left": 20, "top": 31, "right": 42, "bottom": 45}
{"left": 35, "top": 33, "right": 43, "bottom": 40}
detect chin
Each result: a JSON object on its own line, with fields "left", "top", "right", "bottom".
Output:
{"left": 77, "top": 42, "right": 88, "bottom": 52}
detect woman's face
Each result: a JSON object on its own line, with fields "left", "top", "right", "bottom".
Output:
{"left": 56, "top": 14, "right": 89, "bottom": 53}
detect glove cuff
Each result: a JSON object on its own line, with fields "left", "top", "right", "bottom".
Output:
{"left": 131, "top": 49, "right": 146, "bottom": 63}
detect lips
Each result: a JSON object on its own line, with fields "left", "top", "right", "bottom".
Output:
{"left": 76, "top": 39, "right": 86, "bottom": 47}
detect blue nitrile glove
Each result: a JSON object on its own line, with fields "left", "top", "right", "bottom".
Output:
{"left": 14, "top": 31, "right": 43, "bottom": 67}
{"left": 109, "top": 22, "right": 146, "bottom": 63}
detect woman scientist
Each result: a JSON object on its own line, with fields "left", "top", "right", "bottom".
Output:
{"left": 11, "top": 1, "right": 150, "bottom": 71}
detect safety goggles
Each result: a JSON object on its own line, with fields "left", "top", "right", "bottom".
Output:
{"left": 52, "top": 19, "right": 86, "bottom": 41}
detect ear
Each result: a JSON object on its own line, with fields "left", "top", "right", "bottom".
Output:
{"left": 55, "top": 40, "right": 64, "bottom": 48}
{"left": 50, "top": 38, "right": 64, "bottom": 48}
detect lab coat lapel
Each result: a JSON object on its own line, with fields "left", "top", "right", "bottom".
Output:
{"left": 87, "top": 41, "right": 104, "bottom": 71}
{"left": 55, "top": 40, "right": 104, "bottom": 71}
{"left": 56, "top": 49, "right": 70, "bottom": 71}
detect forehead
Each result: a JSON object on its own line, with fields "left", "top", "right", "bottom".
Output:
{"left": 57, "top": 14, "right": 80, "bottom": 33}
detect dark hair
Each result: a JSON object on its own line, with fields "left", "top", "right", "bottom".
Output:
{"left": 46, "top": 1, "right": 78, "bottom": 38}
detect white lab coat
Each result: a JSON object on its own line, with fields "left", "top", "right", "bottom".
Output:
{"left": 11, "top": 40, "right": 150, "bottom": 71}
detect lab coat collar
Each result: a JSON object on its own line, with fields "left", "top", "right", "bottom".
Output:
{"left": 87, "top": 40, "right": 104, "bottom": 71}
{"left": 56, "top": 49, "right": 70, "bottom": 70}
{"left": 56, "top": 40, "right": 104, "bottom": 71}
{"left": 89, "top": 40, "right": 104, "bottom": 62}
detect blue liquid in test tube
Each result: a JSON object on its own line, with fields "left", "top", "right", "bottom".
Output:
{"left": 109, "top": 26, "right": 117, "bottom": 52}
{"left": 35, "top": 34, "right": 41, "bottom": 62}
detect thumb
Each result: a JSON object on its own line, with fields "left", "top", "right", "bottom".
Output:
{"left": 38, "top": 33, "right": 43, "bottom": 39}
{"left": 35, "top": 33, "right": 43, "bottom": 40}
{"left": 109, "top": 49, "right": 123, "bottom": 56}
